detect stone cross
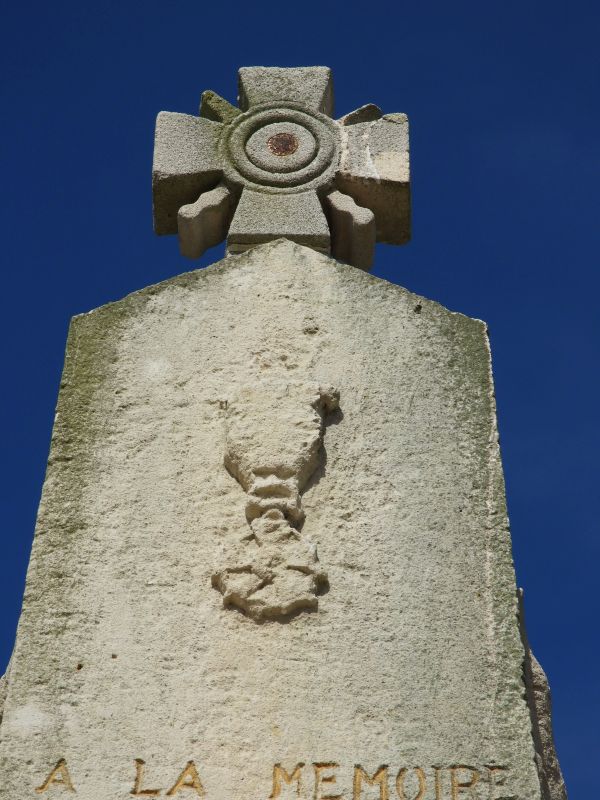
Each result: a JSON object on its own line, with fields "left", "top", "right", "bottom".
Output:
{"left": 152, "top": 67, "right": 410, "bottom": 269}
{"left": 0, "top": 65, "right": 566, "bottom": 800}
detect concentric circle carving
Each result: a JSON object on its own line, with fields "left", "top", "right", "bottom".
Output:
{"left": 220, "top": 102, "right": 339, "bottom": 193}
{"left": 267, "top": 132, "right": 299, "bottom": 156}
{"left": 246, "top": 122, "right": 314, "bottom": 173}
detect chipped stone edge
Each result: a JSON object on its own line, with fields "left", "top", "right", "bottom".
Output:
{"left": 0, "top": 654, "right": 12, "bottom": 734}
{"left": 518, "top": 589, "right": 568, "bottom": 800}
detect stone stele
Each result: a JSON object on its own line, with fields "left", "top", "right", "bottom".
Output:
{"left": 0, "top": 68, "right": 565, "bottom": 800}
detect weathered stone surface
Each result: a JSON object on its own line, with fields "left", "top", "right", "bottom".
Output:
{"left": 212, "top": 379, "right": 338, "bottom": 620}
{"left": 337, "top": 114, "right": 410, "bottom": 244}
{"left": 153, "top": 67, "right": 411, "bottom": 266}
{"left": 519, "top": 590, "right": 567, "bottom": 800}
{"left": 177, "top": 183, "right": 233, "bottom": 259}
{"left": 0, "top": 658, "right": 10, "bottom": 729}
{"left": 325, "top": 190, "right": 375, "bottom": 269}
{"left": 153, "top": 112, "right": 223, "bottom": 235}
{"left": 238, "top": 67, "right": 334, "bottom": 115}
{"left": 199, "top": 90, "right": 241, "bottom": 124}
{"left": 338, "top": 103, "right": 382, "bottom": 126}
{"left": 0, "top": 241, "right": 556, "bottom": 798}
{"left": 227, "top": 189, "right": 330, "bottom": 252}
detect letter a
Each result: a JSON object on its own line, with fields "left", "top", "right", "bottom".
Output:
{"left": 166, "top": 761, "right": 205, "bottom": 796}
{"left": 35, "top": 759, "right": 76, "bottom": 793}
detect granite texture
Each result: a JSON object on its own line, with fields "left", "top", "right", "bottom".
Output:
{"left": 238, "top": 67, "right": 334, "bottom": 115}
{"left": 152, "top": 112, "right": 224, "bottom": 236}
{"left": 227, "top": 190, "right": 330, "bottom": 252}
{"left": 152, "top": 66, "right": 410, "bottom": 266}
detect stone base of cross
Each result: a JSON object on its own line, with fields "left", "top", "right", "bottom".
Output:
{"left": 152, "top": 67, "right": 410, "bottom": 270}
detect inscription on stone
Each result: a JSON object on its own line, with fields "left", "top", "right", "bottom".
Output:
{"left": 267, "top": 763, "right": 509, "bottom": 800}
{"left": 32, "top": 760, "right": 510, "bottom": 798}
{"left": 130, "top": 760, "right": 205, "bottom": 797}
{"left": 35, "top": 760, "right": 75, "bottom": 794}
{"left": 131, "top": 758, "right": 160, "bottom": 796}
{"left": 0, "top": 66, "right": 564, "bottom": 800}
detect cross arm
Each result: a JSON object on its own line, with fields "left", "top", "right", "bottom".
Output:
{"left": 238, "top": 67, "right": 333, "bottom": 115}
{"left": 152, "top": 112, "right": 224, "bottom": 235}
{"left": 335, "top": 112, "right": 410, "bottom": 244}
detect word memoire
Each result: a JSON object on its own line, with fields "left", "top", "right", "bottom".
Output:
{"left": 34, "top": 759, "right": 511, "bottom": 799}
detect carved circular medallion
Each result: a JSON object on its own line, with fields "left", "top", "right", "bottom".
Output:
{"left": 267, "top": 132, "right": 299, "bottom": 156}
{"left": 220, "top": 102, "right": 339, "bottom": 193}
{"left": 245, "top": 122, "right": 315, "bottom": 174}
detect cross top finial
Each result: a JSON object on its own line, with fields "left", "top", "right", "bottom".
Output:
{"left": 152, "top": 67, "right": 410, "bottom": 269}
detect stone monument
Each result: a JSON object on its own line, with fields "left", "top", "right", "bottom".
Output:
{"left": 0, "top": 67, "right": 566, "bottom": 800}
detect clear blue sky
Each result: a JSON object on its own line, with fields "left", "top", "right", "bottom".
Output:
{"left": 1, "top": 1, "right": 597, "bottom": 796}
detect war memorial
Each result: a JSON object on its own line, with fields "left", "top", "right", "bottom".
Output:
{"left": 0, "top": 67, "right": 566, "bottom": 800}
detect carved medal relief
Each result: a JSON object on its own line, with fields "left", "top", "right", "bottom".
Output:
{"left": 212, "top": 380, "right": 339, "bottom": 620}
